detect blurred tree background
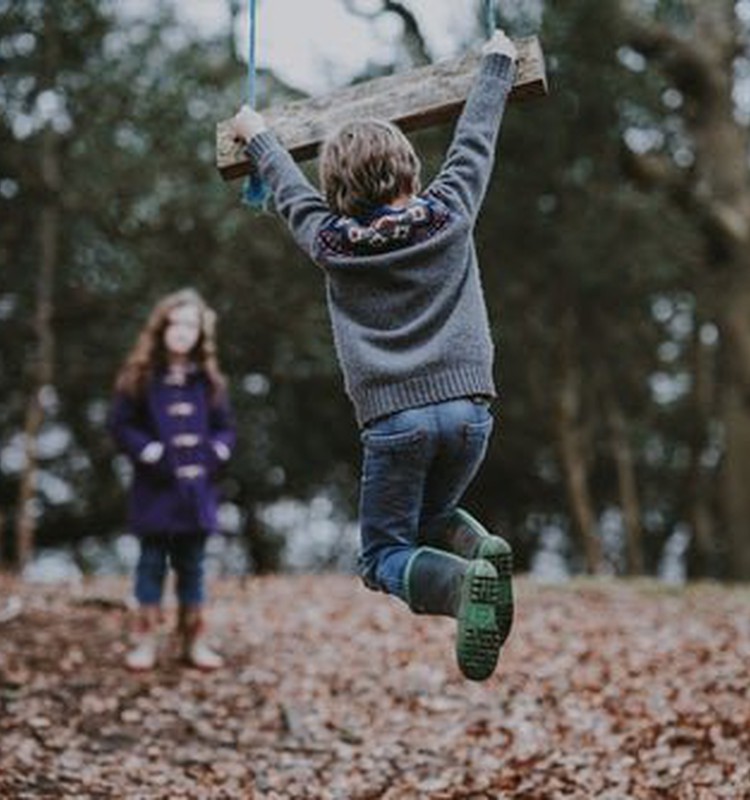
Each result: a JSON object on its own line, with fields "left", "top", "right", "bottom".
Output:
{"left": 1, "top": 0, "right": 749, "bottom": 581}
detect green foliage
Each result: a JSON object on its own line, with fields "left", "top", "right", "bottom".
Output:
{"left": 467, "top": 0, "right": 702, "bottom": 568}
{"left": 0, "top": 0, "right": 356, "bottom": 562}
{"left": 0, "top": 0, "right": 730, "bottom": 576}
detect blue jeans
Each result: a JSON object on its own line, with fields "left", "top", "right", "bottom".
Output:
{"left": 134, "top": 532, "right": 208, "bottom": 606}
{"left": 358, "top": 397, "right": 494, "bottom": 601}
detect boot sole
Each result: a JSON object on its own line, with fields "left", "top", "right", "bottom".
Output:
{"left": 455, "top": 560, "right": 502, "bottom": 682}
{"left": 476, "top": 540, "right": 514, "bottom": 646}
{"left": 452, "top": 509, "right": 515, "bottom": 646}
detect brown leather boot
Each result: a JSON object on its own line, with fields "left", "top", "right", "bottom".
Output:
{"left": 178, "top": 606, "right": 224, "bottom": 671}
{"left": 125, "top": 605, "right": 162, "bottom": 671}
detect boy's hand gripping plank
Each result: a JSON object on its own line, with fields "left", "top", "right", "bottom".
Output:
{"left": 216, "top": 35, "right": 547, "bottom": 180}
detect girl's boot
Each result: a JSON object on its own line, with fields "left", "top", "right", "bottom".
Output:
{"left": 431, "top": 508, "right": 514, "bottom": 643}
{"left": 404, "top": 547, "right": 502, "bottom": 681}
{"left": 178, "top": 606, "right": 224, "bottom": 671}
{"left": 125, "top": 605, "right": 162, "bottom": 671}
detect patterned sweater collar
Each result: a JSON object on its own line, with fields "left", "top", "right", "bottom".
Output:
{"left": 317, "top": 195, "right": 452, "bottom": 258}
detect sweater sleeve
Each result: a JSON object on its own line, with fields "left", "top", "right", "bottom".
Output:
{"left": 246, "top": 132, "right": 335, "bottom": 258}
{"left": 428, "top": 53, "right": 516, "bottom": 221}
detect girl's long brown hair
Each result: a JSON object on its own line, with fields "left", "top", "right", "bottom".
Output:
{"left": 114, "top": 288, "right": 227, "bottom": 401}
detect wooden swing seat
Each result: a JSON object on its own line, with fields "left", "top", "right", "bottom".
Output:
{"left": 216, "top": 35, "right": 547, "bottom": 180}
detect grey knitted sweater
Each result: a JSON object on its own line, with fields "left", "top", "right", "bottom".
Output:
{"left": 247, "top": 53, "right": 516, "bottom": 426}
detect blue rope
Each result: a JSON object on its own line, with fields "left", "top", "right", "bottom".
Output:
{"left": 242, "top": 0, "right": 270, "bottom": 210}
{"left": 247, "top": 0, "right": 258, "bottom": 108}
{"left": 484, "top": 0, "right": 495, "bottom": 38}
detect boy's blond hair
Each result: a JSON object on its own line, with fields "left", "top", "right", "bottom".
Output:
{"left": 319, "top": 119, "right": 421, "bottom": 217}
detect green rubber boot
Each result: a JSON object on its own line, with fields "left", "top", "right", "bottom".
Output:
{"left": 432, "top": 508, "right": 514, "bottom": 645}
{"left": 405, "top": 547, "right": 503, "bottom": 682}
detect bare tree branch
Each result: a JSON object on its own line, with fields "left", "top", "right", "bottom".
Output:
{"left": 342, "top": 0, "right": 431, "bottom": 65}
{"left": 620, "top": 145, "right": 689, "bottom": 194}
{"left": 623, "top": 16, "right": 720, "bottom": 104}
{"left": 621, "top": 146, "right": 749, "bottom": 257}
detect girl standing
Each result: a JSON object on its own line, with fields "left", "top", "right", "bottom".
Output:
{"left": 109, "top": 288, "right": 235, "bottom": 671}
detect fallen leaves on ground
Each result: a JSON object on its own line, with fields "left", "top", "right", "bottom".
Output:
{"left": 0, "top": 574, "right": 748, "bottom": 799}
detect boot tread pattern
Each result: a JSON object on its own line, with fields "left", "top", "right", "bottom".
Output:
{"left": 484, "top": 551, "right": 514, "bottom": 644}
{"left": 470, "top": 575, "right": 501, "bottom": 604}
{"left": 456, "top": 563, "right": 503, "bottom": 681}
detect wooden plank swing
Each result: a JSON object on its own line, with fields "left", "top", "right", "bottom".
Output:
{"left": 216, "top": 7, "right": 548, "bottom": 181}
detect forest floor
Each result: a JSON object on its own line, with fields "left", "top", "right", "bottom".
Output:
{"left": 0, "top": 573, "right": 748, "bottom": 799}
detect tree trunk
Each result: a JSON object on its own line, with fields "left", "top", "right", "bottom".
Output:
{"left": 14, "top": 5, "right": 62, "bottom": 571}
{"left": 556, "top": 312, "right": 603, "bottom": 574}
{"left": 721, "top": 279, "right": 750, "bottom": 580}
{"left": 686, "top": 321, "right": 718, "bottom": 576}
{"left": 604, "top": 393, "right": 644, "bottom": 574}
{"left": 677, "top": 0, "right": 750, "bottom": 580}
{"left": 625, "top": 0, "right": 750, "bottom": 579}
{"left": 14, "top": 125, "right": 60, "bottom": 571}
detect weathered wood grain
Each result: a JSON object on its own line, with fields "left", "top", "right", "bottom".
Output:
{"left": 217, "top": 36, "right": 547, "bottom": 180}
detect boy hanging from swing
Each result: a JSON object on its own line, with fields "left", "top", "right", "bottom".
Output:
{"left": 230, "top": 28, "right": 517, "bottom": 681}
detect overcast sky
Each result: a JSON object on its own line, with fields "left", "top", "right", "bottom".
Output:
{"left": 124, "top": 1, "right": 541, "bottom": 94}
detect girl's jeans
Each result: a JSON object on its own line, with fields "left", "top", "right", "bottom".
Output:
{"left": 358, "top": 397, "right": 494, "bottom": 602}
{"left": 134, "top": 532, "right": 208, "bottom": 606}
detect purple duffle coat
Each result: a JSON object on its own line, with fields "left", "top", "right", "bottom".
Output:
{"left": 109, "top": 368, "right": 236, "bottom": 536}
